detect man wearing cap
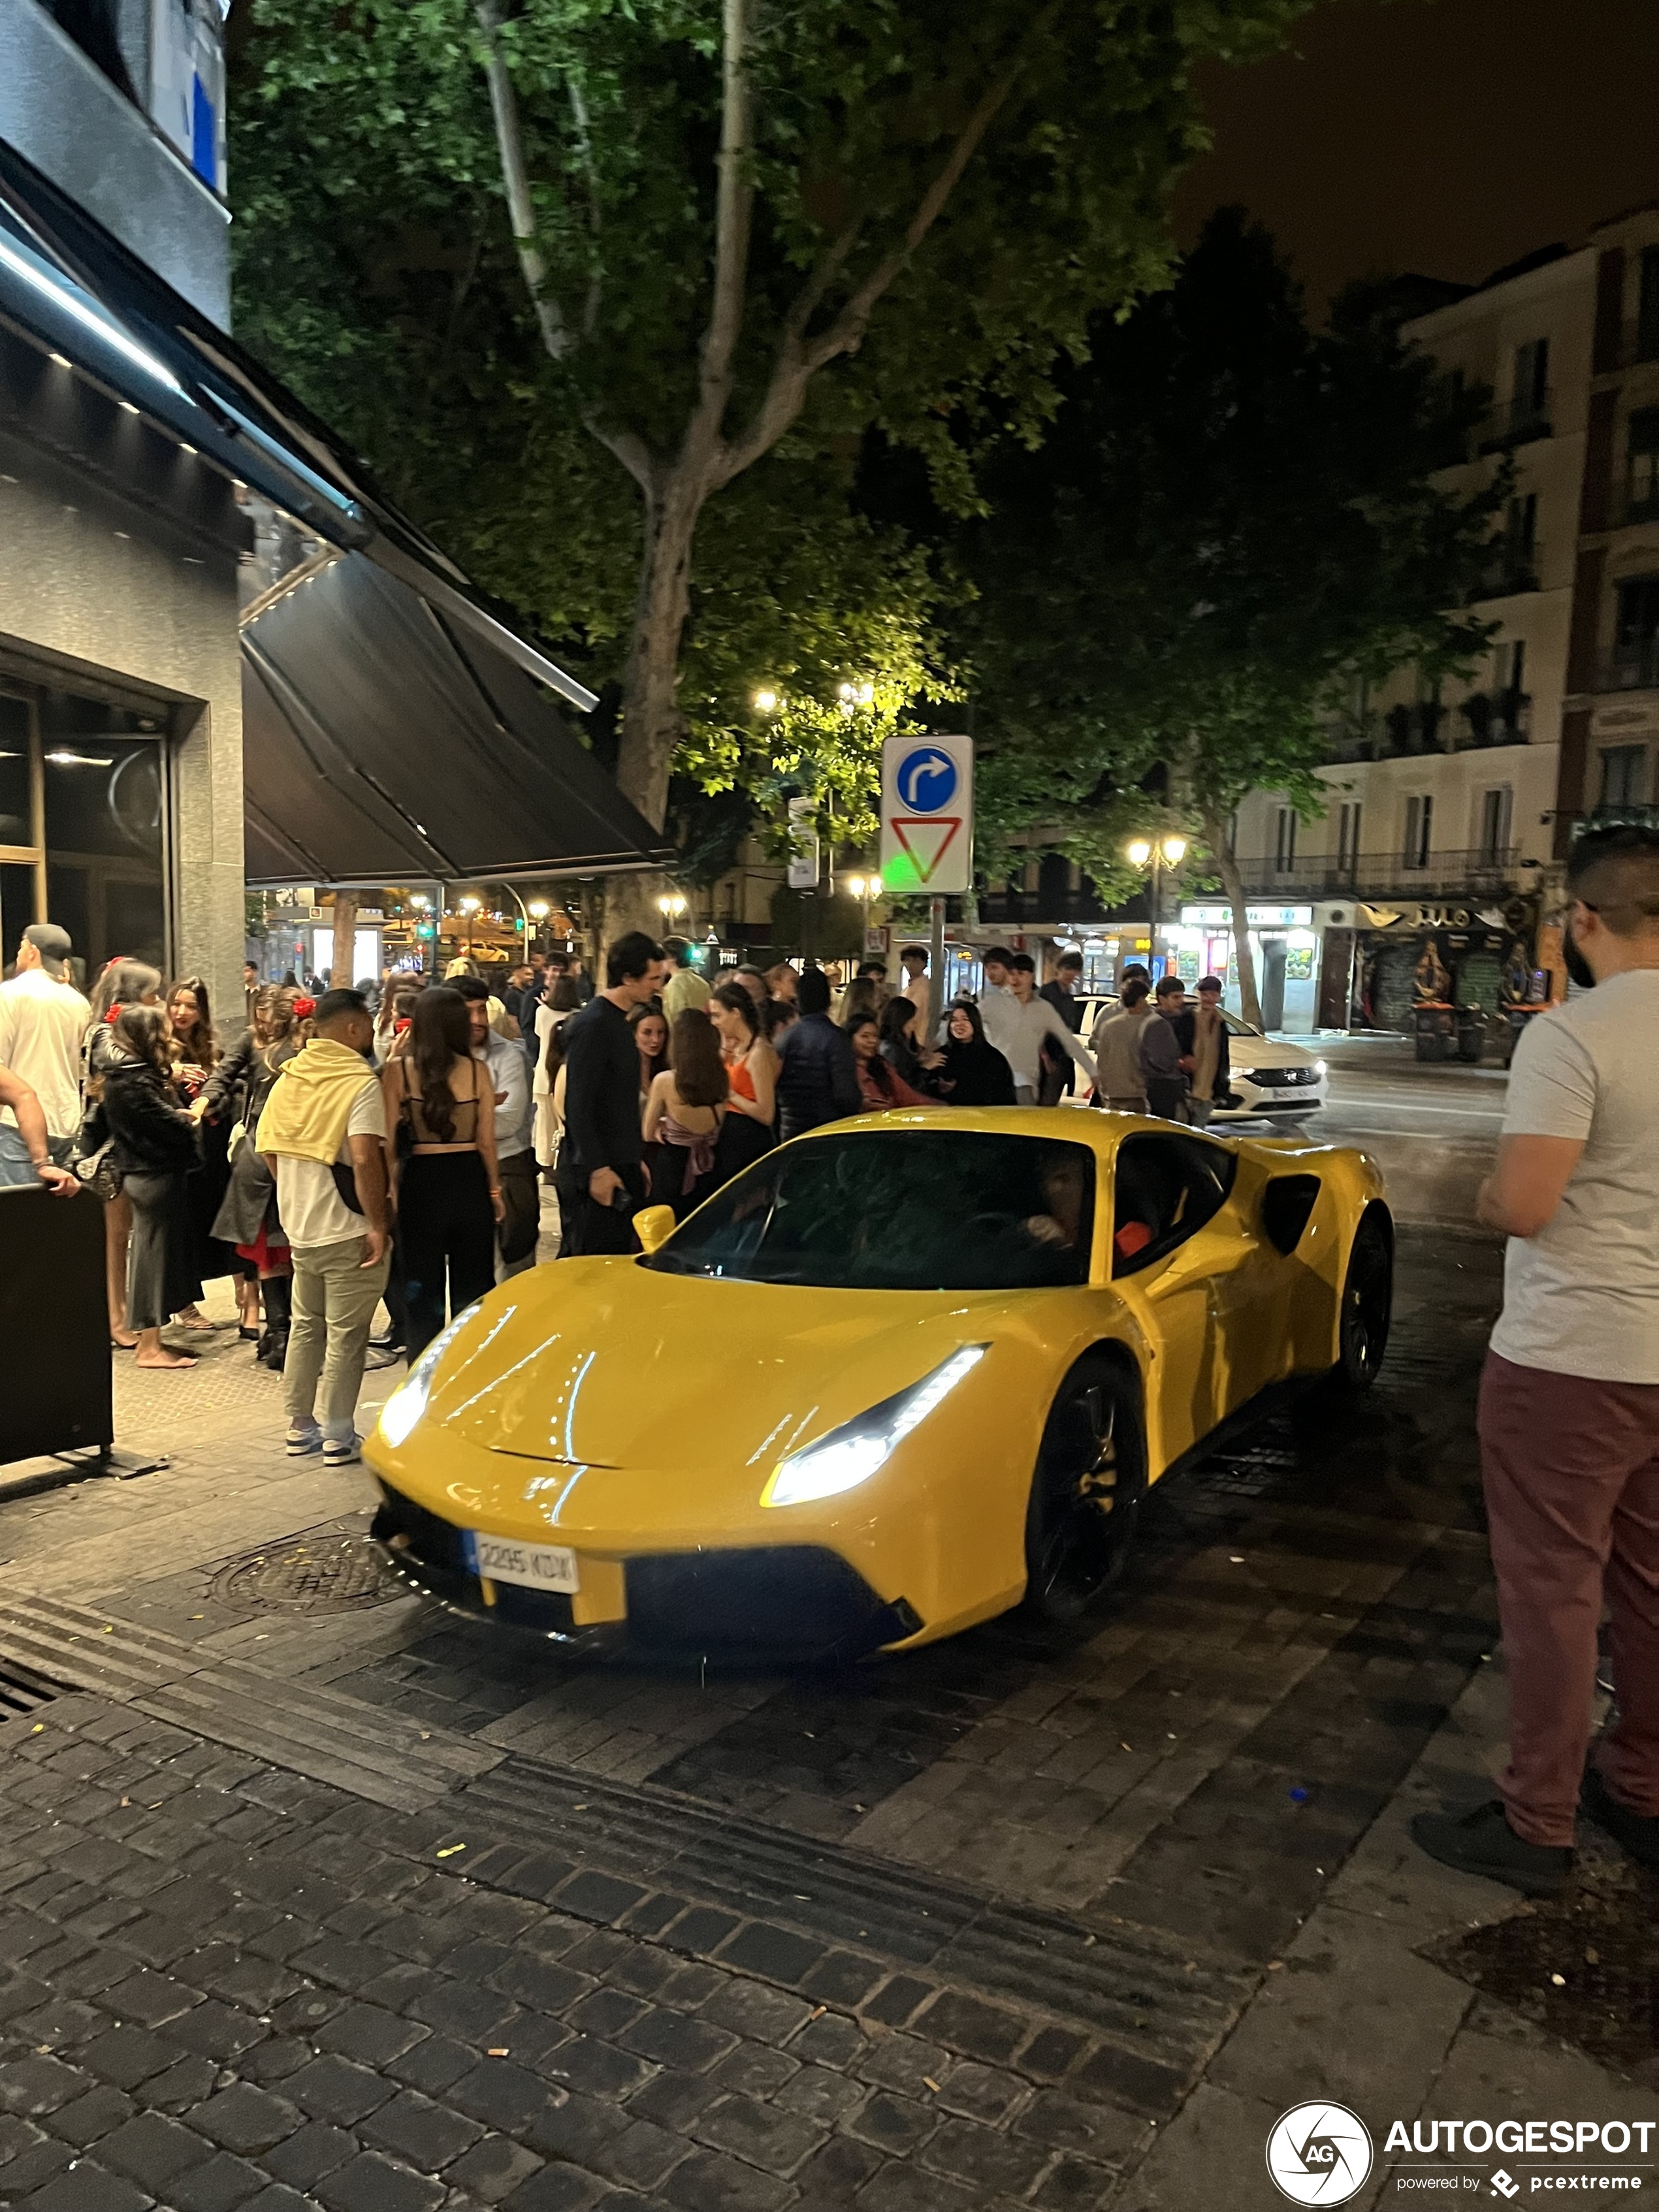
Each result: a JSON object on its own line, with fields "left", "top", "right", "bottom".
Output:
{"left": 0, "top": 923, "right": 90, "bottom": 1187}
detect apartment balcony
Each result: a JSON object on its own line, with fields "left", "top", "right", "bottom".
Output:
{"left": 1239, "top": 847, "right": 1522, "bottom": 902}
{"left": 1610, "top": 485, "right": 1659, "bottom": 529}
{"left": 1592, "top": 638, "right": 1659, "bottom": 692}
{"left": 1568, "top": 805, "right": 1659, "bottom": 836}
{"left": 1475, "top": 551, "right": 1539, "bottom": 598}
{"left": 1477, "top": 389, "right": 1554, "bottom": 452}
{"left": 1455, "top": 690, "right": 1532, "bottom": 746}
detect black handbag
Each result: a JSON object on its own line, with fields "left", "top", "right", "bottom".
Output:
{"left": 69, "top": 1093, "right": 121, "bottom": 1200}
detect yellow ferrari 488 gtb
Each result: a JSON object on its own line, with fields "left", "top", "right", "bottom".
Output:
{"left": 366, "top": 1110, "right": 1391, "bottom": 1661}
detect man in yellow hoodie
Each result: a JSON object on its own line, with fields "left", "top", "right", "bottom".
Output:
{"left": 257, "top": 989, "right": 391, "bottom": 1467}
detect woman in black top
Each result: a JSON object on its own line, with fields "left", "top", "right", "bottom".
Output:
{"left": 208, "top": 986, "right": 302, "bottom": 1364}
{"left": 169, "top": 976, "right": 237, "bottom": 1324}
{"left": 935, "top": 999, "right": 1018, "bottom": 1106}
{"left": 85, "top": 959, "right": 163, "bottom": 1348}
{"left": 101, "top": 1004, "right": 202, "bottom": 1370}
{"left": 383, "top": 987, "right": 502, "bottom": 1358}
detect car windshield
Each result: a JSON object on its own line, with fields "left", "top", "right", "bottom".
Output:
{"left": 1221, "top": 1012, "right": 1263, "bottom": 1037}
{"left": 643, "top": 1130, "right": 1097, "bottom": 1290}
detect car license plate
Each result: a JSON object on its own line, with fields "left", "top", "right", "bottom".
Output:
{"left": 466, "top": 1532, "right": 580, "bottom": 1594}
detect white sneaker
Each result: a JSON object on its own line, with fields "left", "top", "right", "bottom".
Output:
{"left": 285, "top": 1426, "right": 323, "bottom": 1457}
{"left": 323, "top": 1433, "right": 362, "bottom": 1467}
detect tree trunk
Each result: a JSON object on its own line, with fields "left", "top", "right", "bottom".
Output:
{"left": 615, "top": 475, "right": 700, "bottom": 832}
{"left": 1202, "top": 812, "right": 1263, "bottom": 1031}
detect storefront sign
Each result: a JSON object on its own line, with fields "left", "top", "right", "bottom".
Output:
{"left": 1180, "top": 903, "right": 1312, "bottom": 929}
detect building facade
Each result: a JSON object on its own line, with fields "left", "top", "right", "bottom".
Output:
{"left": 1229, "top": 244, "right": 1592, "bottom": 1032}
{"left": 1, "top": 0, "right": 244, "bottom": 1008}
{"left": 1563, "top": 206, "right": 1659, "bottom": 840}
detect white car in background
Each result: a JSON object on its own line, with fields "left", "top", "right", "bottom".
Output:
{"left": 1066, "top": 999, "right": 1330, "bottom": 1121}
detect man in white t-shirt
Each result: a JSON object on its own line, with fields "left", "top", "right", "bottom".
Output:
{"left": 257, "top": 989, "right": 391, "bottom": 1467}
{"left": 0, "top": 923, "right": 90, "bottom": 1185}
{"left": 1413, "top": 827, "right": 1659, "bottom": 1896}
{"left": 978, "top": 949, "right": 1099, "bottom": 1104}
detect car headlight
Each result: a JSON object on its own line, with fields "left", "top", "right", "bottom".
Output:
{"left": 1236, "top": 1068, "right": 1260, "bottom": 1084}
{"left": 763, "top": 1347, "right": 986, "bottom": 1508}
{"left": 376, "top": 1306, "right": 478, "bottom": 1447}
{"left": 1313, "top": 1059, "right": 1327, "bottom": 1075}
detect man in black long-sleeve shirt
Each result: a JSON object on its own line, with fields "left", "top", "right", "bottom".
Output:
{"left": 775, "top": 966, "right": 862, "bottom": 1140}
{"left": 556, "top": 930, "right": 665, "bottom": 1255}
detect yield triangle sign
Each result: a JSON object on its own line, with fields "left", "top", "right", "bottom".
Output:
{"left": 891, "top": 816, "right": 962, "bottom": 885}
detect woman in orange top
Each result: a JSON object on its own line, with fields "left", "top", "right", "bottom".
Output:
{"left": 709, "top": 983, "right": 777, "bottom": 1183}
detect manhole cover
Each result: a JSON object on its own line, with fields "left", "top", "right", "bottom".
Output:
{"left": 209, "top": 1532, "right": 405, "bottom": 1615}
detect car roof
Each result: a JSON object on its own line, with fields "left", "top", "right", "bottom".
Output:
{"left": 790, "top": 1104, "right": 1206, "bottom": 1159}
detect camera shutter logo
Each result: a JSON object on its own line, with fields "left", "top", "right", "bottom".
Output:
{"left": 1266, "top": 2103, "right": 1374, "bottom": 2205}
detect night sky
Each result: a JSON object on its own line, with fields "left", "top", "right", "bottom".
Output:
{"left": 1174, "top": 0, "right": 1659, "bottom": 310}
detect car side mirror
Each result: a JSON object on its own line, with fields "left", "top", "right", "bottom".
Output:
{"left": 634, "top": 1204, "right": 677, "bottom": 1256}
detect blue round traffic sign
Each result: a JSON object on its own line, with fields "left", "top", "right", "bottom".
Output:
{"left": 895, "top": 745, "right": 958, "bottom": 814}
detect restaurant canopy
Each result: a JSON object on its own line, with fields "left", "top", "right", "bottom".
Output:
{"left": 0, "top": 140, "right": 668, "bottom": 886}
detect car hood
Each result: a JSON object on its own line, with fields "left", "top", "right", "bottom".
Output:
{"left": 1230, "top": 1036, "right": 1318, "bottom": 1070}
{"left": 418, "top": 1257, "right": 1051, "bottom": 1483}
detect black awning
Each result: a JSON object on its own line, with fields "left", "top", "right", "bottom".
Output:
{"left": 241, "top": 555, "right": 663, "bottom": 884}
{"left": 0, "top": 139, "right": 671, "bottom": 884}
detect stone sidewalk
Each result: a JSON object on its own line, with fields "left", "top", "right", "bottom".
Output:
{"left": 1, "top": 1249, "right": 1654, "bottom": 2209}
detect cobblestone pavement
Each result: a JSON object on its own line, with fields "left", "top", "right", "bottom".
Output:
{"left": 1, "top": 1221, "right": 1652, "bottom": 2209}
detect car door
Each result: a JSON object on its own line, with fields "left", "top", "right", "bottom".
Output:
{"left": 1106, "top": 1129, "right": 1249, "bottom": 1467}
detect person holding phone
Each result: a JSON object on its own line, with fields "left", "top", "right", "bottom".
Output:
{"left": 556, "top": 931, "right": 666, "bottom": 1255}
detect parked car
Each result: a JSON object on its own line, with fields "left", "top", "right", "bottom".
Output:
{"left": 1065, "top": 1000, "right": 1329, "bottom": 1120}
{"left": 368, "top": 1110, "right": 1389, "bottom": 1659}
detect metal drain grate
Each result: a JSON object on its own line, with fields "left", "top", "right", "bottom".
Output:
{"left": 208, "top": 1531, "right": 406, "bottom": 1616}
{"left": 0, "top": 1658, "right": 61, "bottom": 1719}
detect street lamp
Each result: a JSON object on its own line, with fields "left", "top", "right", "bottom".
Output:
{"left": 1127, "top": 835, "right": 1189, "bottom": 972}
{"left": 657, "top": 891, "right": 688, "bottom": 931}
{"left": 753, "top": 688, "right": 779, "bottom": 714}
{"left": 845, "top": 872, "right": 878, "bottom": 948}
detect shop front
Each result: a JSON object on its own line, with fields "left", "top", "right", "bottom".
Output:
{"left": 1177, "top": 904, "right": 1321, "bottom": 1033}
{"left": 1349, "top": 897, "right": 1543, "bottom": 1048}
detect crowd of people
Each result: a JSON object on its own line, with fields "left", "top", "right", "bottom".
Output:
{"left": 0, "top": 916, "right": 1227, "bottom": 1457}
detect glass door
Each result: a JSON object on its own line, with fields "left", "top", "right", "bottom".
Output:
{"left": 0, "top": 680, "right": 171, "bottom": 989}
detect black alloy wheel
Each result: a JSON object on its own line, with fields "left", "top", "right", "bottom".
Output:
{"left": 1023, "top": 1355, "right": 1146, "bottom": 1623}
{"left": 1336, "top": 1209, "right": 1393, "bottom": 1389}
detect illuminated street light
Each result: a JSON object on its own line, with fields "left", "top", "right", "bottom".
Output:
{"left": 459, "top": 895, "right": 481, "bottom": 914}
{"left": 1127, "top": 835, "right": 1189, "bottom": 969}
{"left": 657, "top": 891, "right": 688, "bottom": 922}
{"left": 754, "top": 688, "right": 779, "bottom": 714}
{"left": 527, "top": 899, "right": 550, "bottom": 920}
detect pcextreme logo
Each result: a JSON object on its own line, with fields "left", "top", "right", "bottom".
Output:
{"left": 1267, "top": 2103, "right": 1376, "bottom": 2204}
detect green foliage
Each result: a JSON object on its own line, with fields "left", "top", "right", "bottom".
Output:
{"left": 958, "top": 208, "right": 1505, "bottom": 869}
{"left": 231, "top": 0, "right": 1317, "bottom": 845}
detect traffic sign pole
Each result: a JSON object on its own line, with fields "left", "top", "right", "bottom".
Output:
{"left": 928, "top": 895, "right": 945, "bottom": 1044}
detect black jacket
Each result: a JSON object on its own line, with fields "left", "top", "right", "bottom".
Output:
{"left": 938, "top": 1036, "right": 1016, "bottom": 1106}
{"left": 775, "top": 1014, "right": 861, "bottom": 1140}
{"left": 561, "top": 996, "right": 644, "bottom": 1176}
{"left": 103, "top": 1053, "right": 200, "bottom": 1175}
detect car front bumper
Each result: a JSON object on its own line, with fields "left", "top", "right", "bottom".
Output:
{"left": 370, "top": 1480, "right": 924, "bottom": 1662}
{"left": 1216, "top": 1074, "right": 1328, "bottom": 1117}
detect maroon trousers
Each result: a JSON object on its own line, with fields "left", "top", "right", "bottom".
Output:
{"left": 1480, "top": 1352, "right": 1659, "bottom": 1847}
